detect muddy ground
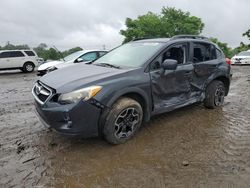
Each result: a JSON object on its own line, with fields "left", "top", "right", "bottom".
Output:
{"left": 0, "top": 66, "right": 250, "bottom": 188}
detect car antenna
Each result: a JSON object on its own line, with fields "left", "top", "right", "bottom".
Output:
{"left": 53, "top": 45, "right": 65, "bottom": 61}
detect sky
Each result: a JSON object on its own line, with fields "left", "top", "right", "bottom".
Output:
{"left": 0, "top": 0, "right": 249, "bottom": 50}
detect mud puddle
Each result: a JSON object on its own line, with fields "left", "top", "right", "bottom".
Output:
{"left": 0, "top": 67, "right": 250, "bottom": 187}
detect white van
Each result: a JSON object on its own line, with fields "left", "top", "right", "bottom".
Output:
{"left": 0, "top": 50, "right": 38, "bottom": 72}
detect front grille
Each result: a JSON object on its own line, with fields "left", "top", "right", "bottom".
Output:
{"left": 32, "top": 81, "right": 53, "bottom": 104}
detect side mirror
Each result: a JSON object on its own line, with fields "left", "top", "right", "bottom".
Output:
{"left": 161, "top": 59, "right": 178, "bottom": 70}
{"left": 76, "top": 58, "right": 84, "bottom": 63}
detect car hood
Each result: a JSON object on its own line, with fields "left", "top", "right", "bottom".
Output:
{"left": 38, "top": 60, "right": 63, "bottom": 71}
{"left": 54, "top": 61, "right": 90, "bottom": 69}
{"left": 40, "top": 64, "right": 131, "bottom": 93}
{"left": 54, "top": 62, "right": 75, "bottom": 69}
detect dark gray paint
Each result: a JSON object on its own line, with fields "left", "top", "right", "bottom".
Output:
{"left": 34, "top": 37, "right": 231, "bottom": 137}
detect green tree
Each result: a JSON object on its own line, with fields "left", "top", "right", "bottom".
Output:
{"left": 232, "top": 42, "right": 249, "bottom": 56}
{"left": 120, "top": 7, "right": 204, "bottom": 43}
{"left": 243, "top": 29, "right": 250, "bottom": 41}
{"left": 210, "top": 38, "right": 233, "bottom": 58}
{"left": 241, "top": 29, "right": 250, "bottom": 50}
{"left": 45, "top": 48, "right": 61, "bottom": 60}
{"left": 33, "top": 43, "right": 48, "bottom": 59}
{"left": 231, "top": 29, "right": 250, "bottom": 56}
{"left": 0, "top": 41, "right": 30, "bottom": 50}
{"left": 62, "top": 47, "right": 83, "bottom": 57}
{"left": 0, "top": 42, "right": 84, "bottom": 60}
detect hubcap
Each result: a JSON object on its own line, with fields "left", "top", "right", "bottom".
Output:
{"left": 214, "top": 87, "right": 225, "bottom": 106}
{"left": 114, "top": 107, "right": 140, "bottom": 139}
{"left": 26, "top": 64, "right": 33, "bottom": 72}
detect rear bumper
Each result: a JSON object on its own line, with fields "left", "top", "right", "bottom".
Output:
{"left": 34, "top": 100, "right": 102, "bottom": 137}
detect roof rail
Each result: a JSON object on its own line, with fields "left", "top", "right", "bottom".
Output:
{"left": 132, "top": 37, "right": 153, "bottom": 41}
{"left": 171, "top": 35, "right": 209, "bottom": 40}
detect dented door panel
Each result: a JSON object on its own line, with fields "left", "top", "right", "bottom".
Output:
{"left": 150, "top": 63, "right": 195, "bottom": 112}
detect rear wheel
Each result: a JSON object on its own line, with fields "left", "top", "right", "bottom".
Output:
{"left": 103, "top": 97, "right": 143, "bottom": 144}
{"left": 23, "top": 62, "right": 35, "bottom": 73}
{"left": 204, "top": 80, "right": 225, "bottom": 109}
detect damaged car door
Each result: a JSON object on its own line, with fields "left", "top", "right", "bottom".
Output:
{"left": 191, "top": 42, "right": 218, "bottom": 89}
{"left": 149, "top": 42, "right": 194, "bottom": 114}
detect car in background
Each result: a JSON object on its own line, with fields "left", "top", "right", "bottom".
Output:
{"left": 37, "top": 50, "right": 108, "bottom": 76}
{"left": 0, "top": 50, "right": 38, "bottom": 73}
{"left": 37, "top": 58, "right": 45, "bottom": 65}
{"left": 231, "top": 50, "right": 250, "bottom": 65}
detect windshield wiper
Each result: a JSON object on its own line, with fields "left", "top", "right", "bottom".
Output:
{"left": 95, "top": 63, "right": 120, "bottom": 69}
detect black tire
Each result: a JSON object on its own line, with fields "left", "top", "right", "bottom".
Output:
{"left": 103, "top": 97, "right": 143, "bottom": 144}
{"left": 23, "top": 62, "right": 35, "bottom": 73}
{"left": 204, "top": 80, "right": 225, "bottom": 109}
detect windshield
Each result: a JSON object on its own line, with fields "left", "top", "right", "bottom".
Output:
{"left": 237, "top": 51, "right": 250, "bottom": 56}
{"left": 94, "top": 42, "right": 165, "bottom": 68}
{"left": 64, "top": 51, "right": 84, "bottom": 62}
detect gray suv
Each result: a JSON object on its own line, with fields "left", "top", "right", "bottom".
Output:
{"left": 32, "top": 35, "right": 231, "bottom": 144}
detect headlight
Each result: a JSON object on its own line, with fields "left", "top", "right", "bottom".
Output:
{"left": 58, "top": 86, "right": 102, "bottom": 104}
{"left": 46, "top": 66, "right": 57, "bottom": 73}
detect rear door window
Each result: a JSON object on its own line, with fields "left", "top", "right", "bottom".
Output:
{"left": 24, "top": 51, "right": 36, "bottom": 56}
{"left": 0, "top": 52, "right": 11, "bottom": 58}
{"left": 216, "top": 49, "right": 223, "bottom": 58}
{"left": 9, "top": 51, "right": 25, "bottom": 58}
{"left": 192, "top": 43, "right": 216, "bottom": 63}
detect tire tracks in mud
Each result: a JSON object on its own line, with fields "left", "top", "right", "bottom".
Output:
{"left": 0, "top": 73, "right": 49, "bottom": 187}
{"left": 209, "top": 68, "right": 250, "bottom": 185}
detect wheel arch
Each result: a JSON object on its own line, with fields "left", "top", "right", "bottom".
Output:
{"left": 23, "top": 61, "right": 35, "bottom": 66}
{"left": 108, "top": 88, "right": 151, "bottom": 122}
{"left": 214, "top": 76, "right": 230, "bottom": 96}
{"left": 98, "top": 88, "right": 151, "bottom": 137}
{"left": 119, "top": 92, "right": 150, "bottom": 122}
{"left": 205, "top": 74, "right": 230, "bottom": 96}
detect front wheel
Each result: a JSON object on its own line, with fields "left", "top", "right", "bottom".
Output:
{"left": 204, "top": 80, "right": 225, "bottom": 109}
{"left": 23, "top": 62, "right": 35, "bottom": 73}
{"left": 103, "top": 97, "right": 143, "bottom": 144}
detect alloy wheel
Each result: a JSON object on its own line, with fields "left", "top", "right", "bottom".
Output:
{"left": 114, "top": 107, "right": 140, "bottom": 139}
{"left": 214, "top": 87, "right": 225, "bottom": 106}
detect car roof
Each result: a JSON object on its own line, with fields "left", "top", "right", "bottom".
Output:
{"left": 80, "top": 49, "right": 108, "bottom": 53}
{"left": 132, "top": 35, "right": 212, "bottom": 44}
{"left": 133, "top": 38, "right": 171, "bottom": 43}
{"left": 0, "top": 49, "right": 34, "bottom": 52}
{"left": 132, "top": 36, "right": 220, "bottom": 50}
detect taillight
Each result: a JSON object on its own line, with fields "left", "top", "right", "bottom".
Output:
{"left": 226, "top": 58, "right": 231, "bottom": 65}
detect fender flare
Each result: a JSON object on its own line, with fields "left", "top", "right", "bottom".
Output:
{"left": 204, "top": 72, "right": 230, "bottom": 95}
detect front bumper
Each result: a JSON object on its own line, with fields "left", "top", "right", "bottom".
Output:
{"left": 34, "top": 99, "right": 102, "bottom": 137}
{"left": 231, "top": 60, "right": 250, "bottom": 65}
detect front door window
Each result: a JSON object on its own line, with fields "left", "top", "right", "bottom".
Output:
{"left": 80, "top": 52, "right": 97, "bottom": 62}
